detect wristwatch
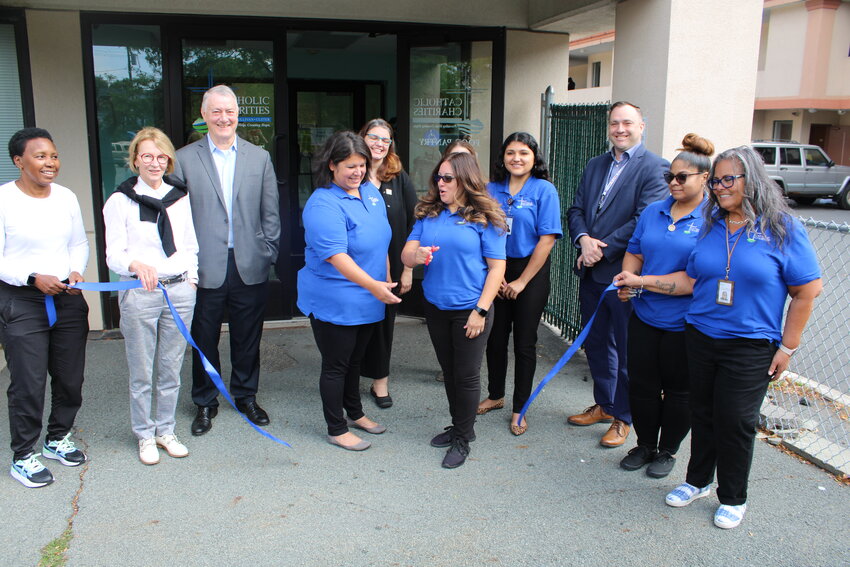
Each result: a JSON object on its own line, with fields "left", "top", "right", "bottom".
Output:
{"left": 27, "top": 273, "right": 38, "bottom": 286}
{"left": 778, "top": 343, "right": 797, "bottom": 356}
{"left": 473, "top": 306, "right": 489, "bottom": 317}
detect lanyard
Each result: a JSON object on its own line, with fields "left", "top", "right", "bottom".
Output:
{"left": 724, "top": 223, "right": 746, "bottom": 280}
{"left": 597, "top": 157, "right": 628, "bottom": 211}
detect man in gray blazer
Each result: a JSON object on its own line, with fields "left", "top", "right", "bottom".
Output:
{"left": 173, "top": 84, "right": 281, "bottom": 436}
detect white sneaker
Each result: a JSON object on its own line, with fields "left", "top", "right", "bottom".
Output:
{"left": 714, "top": 504, "right": 747, "bottom": 529}
{"left": 139, "top": 438, "right": 160, "bottom": 465}
{"left": 665, "top": 482, "right": 711, "bottom": 507}
{"left": 155, "top": 434, "right": 188, "bottom": 458}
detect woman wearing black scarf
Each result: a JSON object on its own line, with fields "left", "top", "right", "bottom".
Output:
{"left": 103, "top": 127, "right": 199, "bottom": 466}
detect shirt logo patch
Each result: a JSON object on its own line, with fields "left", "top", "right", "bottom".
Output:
{"left": 368, "top": 196, "right": 380, "bottom": 206}
{"left": 683, "top": 222, "right": 700, "bottom": 235}
{"left": 747, "top": 229, "right": 769, "bottom": 243}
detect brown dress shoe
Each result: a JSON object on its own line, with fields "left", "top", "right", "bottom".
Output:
{"left": 567, "top": 404, "right": 614, "bottom": 426}
{"left": 600, "top": 420, "right": 630, "bottom": 447}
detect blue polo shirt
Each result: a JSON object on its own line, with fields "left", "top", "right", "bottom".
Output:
{"left": 685, "top": 215, "right": 821, "bottom": 342}
{"left": 407, "top": 209, "right": 506, "bottom": 311}
{"left": 627, "top": 196, "right": 705, "bottom": 332}
{"left": 297, "top": 182, "right": 391, "bottom": 325}
{"left": 487, "top": 177, "right": 563, "bottom": 258}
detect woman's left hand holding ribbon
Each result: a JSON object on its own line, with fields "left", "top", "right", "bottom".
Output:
{"left": 66, "top": 271, "right": 84, "bottom": 295}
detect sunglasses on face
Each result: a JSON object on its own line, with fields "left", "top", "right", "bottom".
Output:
{"left": 708, "top": 174, "right": 745, "bottom": 190}
{"left": 139, "top": 153, "right": 169, "bottom": 165}
{"left": 365, "top": 133, "right": 392, "bottom": 145}
{"left": 663, "top": 171, "right": 702, "bottom": 185}
{"left": 434, "top": 174, "right": 456, "bottom": 183}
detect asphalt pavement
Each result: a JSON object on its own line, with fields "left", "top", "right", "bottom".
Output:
{"left": 1, "top": 318, "right": 848, "bottom": 567}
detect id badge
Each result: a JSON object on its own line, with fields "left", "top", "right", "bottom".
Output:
{"left": 716, "top": 279, "right": 734, "bottom": 306}
{"left": 505, "top": 216, "right": 514, "bottom": 234}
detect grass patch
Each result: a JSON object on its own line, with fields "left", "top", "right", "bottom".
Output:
{"left": 39, "top": 526, "right": 73, "bottom": 567}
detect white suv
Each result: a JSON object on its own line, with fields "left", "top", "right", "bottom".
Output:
{"left": 753, "top": 142, "right": 850, "bottom": 210}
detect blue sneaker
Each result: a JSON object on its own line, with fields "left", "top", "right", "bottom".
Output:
{"left": 43, "top": 434, "right": 88, "bottom": 466}
{"left": 714, "top": 504, "right": 747, "bottom": 529}
{"left": 665, "top": 482, "right": 711, "bottom": 507}
{"left": 11, "top": 454, "right": 54, "bottom": 488}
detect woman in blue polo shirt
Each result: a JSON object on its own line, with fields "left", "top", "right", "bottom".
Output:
{"left": 298, "top": 131, "right": 401, "bottom": 452}
{"left": 401, "top": 152, "right": 506, "bottom": 469}
{"left": 615, "top": 145, "right": 822, "bottom": 530}
{"left": 478, "top": 132, "right": 562, "bottom": 436}
{"left": 614, "top": 134, "right": 713, "bottom": 479}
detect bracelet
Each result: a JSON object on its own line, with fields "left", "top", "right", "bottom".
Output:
{"left": 778, "top": 343, "right": 797, "bottom": 356}
{"left": 637, "top": 276, "right": 645, "bottom": 297}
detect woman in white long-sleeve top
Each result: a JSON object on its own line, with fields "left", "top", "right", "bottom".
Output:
{"left": 1, "top": 128, "right": 90, "bottom": 488}
{"left": 104, "top": 127, "right": 199, "bottom": 466}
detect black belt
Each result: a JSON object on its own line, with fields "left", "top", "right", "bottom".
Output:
{"left": 131, "top": 272, "right": 187, "bottom": 286}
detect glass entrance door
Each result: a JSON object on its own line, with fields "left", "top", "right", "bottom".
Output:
{"left": 180, "top": 37, "right": 292, "bottom": 318}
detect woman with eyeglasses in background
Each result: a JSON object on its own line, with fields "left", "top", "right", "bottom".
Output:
{"left": 614, "top": 145, "right": 822, "bottom": 529}
{"left": 613, "top": 133, "right": 712, "bottom": 479}
{"left": 477, "top": 132, "right": 562, "bottom": 436}
{"left": 104, "top": 127, "right": 198, "bottom": 465}
{"left": 401, "top": 152, "right": 506, "bottom": 469}
{"left": 357, "top": 119, "right": 417, "bottom": 409}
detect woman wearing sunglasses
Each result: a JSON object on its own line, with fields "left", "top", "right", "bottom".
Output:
{"left": 401, "top": 152, "right": 506, "bottom": 468}
{"left": 613, "top": 134, "right": 712, "bottom": 479}
{"left": 357, "top": 119, "right": 417, "bottom": 409}
{"left": 615, "top": 145, "right": 822, "bottom": 529}
{"left": 477, "top": 132, "right": 562, "bottom": 436}
{"left": 104, "top": 127, "right": 198, "bottom": 465}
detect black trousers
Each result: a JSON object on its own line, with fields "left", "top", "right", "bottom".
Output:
{"left": 485, "top": 256, "right": 551, "bottom": 413}
{"left": 0, "top": 283, "right": 88, "bottom": 460}
{"left": 627, "top": 314, "right": 690, "bottom": 454}
{"left": 191, "top": 250, "right": 269, "bottom": 408}
{"left": 684, "top": 325, "right": 775, "bottom": 506}
{"left": 361, "top": 303, "right": 398, "bottom": 379}
{"left": 424, "top": 301, "right": 493, "bottom": 442}
{"left": 310, "top": 317, "right": 374, "bottom": 436}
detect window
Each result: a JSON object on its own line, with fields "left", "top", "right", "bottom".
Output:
{"left": 591, "top": 61, "right": 601, "bottom": 88}
{"left": 772, "top": 120, "right": 792, "bottom": 141}
{"left": 780, "top": 147, "right": 802, "bottom": 166}
{"left": 755, "top": 146, "right": 776, "bottom": 166}
{"left": 804, "top": 147, "right": 829, "bottom": 167}
{"left": 0, "top": 20, "right": 26, "bottom": 181}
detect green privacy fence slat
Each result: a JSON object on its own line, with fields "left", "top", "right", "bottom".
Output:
{"left": 544, "top": 103, "right": 610, "bottom": 340}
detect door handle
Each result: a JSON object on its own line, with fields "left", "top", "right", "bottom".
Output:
{"left": 779, "top": 167, "right": 787, "bottom": 170}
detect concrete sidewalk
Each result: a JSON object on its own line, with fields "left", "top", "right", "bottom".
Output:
{"left": 1, "top": 318, "right": 847, "bottom": 567}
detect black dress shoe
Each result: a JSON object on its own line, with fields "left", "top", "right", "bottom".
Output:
{"left": 191, "top": 406, "right": 218, "bottom": 436}
{"left": 370, "top": 385, "right": 393, "bottom": 409}
{"left": 235, "top": 399, "right": 270, "bottom": 426}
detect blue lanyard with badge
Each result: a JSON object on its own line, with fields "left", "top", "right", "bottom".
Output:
{"left": 717, "top": 223, "right": 745, "bottom": 306}
{"left": 505, "top": 195, "right": 531, "bottom": 235}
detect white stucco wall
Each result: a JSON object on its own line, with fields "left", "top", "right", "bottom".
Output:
{"left": 504, "top": 29, "right": 571, "bottom": 141}
{"left": 26, "top": 10, "right": 103, "bottom": 329}
{"left": 756, "top": 3, "right": 806, "bottom": 98}
{"left": 613, "top": 0, "right": 762, "bottom": 161}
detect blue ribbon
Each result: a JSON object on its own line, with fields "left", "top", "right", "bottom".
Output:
{"left": 50, "top": 280, "right": 291, "bottom": 447}
{"left": 517, "top": 283, "right": 618, "bottom": 425}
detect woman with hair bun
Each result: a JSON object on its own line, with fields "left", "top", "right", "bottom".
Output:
{"left": 401, "top": 152, "right": 506, "bottom": 469}
{"left": 614, "top": 133, "right": 713, "bottom": 479}
{"left": 478, "top": 132, "right": 562, "bottom": 436}
{"left": 615, "top": 143, "right": 821, "bottom": 530}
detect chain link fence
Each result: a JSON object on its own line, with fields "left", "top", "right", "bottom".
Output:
{"left": 544, "top": 103, "right": 609, "bottom": 340}
{"left": 761, "top": 218, "right": 850, "bottom": 477}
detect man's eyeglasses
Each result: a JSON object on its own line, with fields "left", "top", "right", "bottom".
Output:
{"left": 434, "top": 174, "right": 456, "bottom": 183}
{"left": 663, "top": 171, "right": 702, "bottom": 185}
{"left": 139, "top": 153, "right": 170, "bottom": 166}
{"left": 365, "top": 133, "right": 392, "bottom": 145}
{"left": 708, "top": 174, "right": 745, "bottom": 190}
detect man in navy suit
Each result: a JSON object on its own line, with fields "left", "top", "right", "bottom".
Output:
{"left": 566, "top": 101, "right": 669, "bottom": 447}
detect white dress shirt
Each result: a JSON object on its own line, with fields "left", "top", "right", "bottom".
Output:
{"left": 208, "top": 134, "right": 238, "bottom": 248}
{"left": 103, "top": 177, "right": 199, "bottom": 283}
{"left": 0, "top": 181, "right": 89, "bottom": 286}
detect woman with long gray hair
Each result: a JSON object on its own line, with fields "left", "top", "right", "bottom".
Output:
{"left": 614, "top": 145, "right": 822, "bottom": 529}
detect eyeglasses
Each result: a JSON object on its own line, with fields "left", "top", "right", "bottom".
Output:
{"left": 365, "top": 133, "right": 392, "bottom": 145}
{"left": 434, "top": 174, "right": 456, "bottom": 183}
{"left": 708, "top": 174, "right": 745, "bottom": 190}
{"left": 139, "top": 153, "right": 170, "bottom": 166}
{"left": 663, "top": 171, "right": 703, "bottom": 185}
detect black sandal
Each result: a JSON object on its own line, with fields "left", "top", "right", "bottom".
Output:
{"left": 370, "top": 385, "right": 393, "bottom": 409}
